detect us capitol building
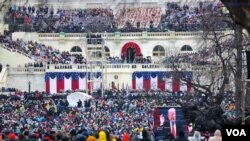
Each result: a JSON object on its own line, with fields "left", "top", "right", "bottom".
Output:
{"left": 0, "top": 0, "right": 228, "bottom": 93}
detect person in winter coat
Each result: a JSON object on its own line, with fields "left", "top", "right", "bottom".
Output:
{"left": 191, "top": 131, "right": 201, "bottom": 141}
{"left": 141, "top": 130, "right": 151, "bottom": 141}
{"left": 99, "top": 130, "right": 107, "bottom": 141}
{"left": 208, "top": 130, "right": 221, "bottom": 141}
{"left": 174, "top": 131, "right": 189, "bottom": 141}
{"left": 87, "top": 136, "right": 97, "bottom": 141}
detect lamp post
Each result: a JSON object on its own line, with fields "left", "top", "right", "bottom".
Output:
{"left": 242, "top": 50, "right": 250, "bottom": 125}
{"left": 242, "top": 79, "right": 245, "bottom": 125}
{"left": 28, "top": 81, "right": 31, "bottom": 94}
{"left": 242, "top": 50, "right": 249, "bottom": 125}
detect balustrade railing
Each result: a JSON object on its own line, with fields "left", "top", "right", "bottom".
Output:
{"left": 9, "top": 67, "right": 46, "bottom": 73}
{"left": 37, "top": 31, "right": 228, "bottom": 38}
{"left": 6, "top": 63, "right": 209, "bottom": 73}
{"left": 47, "top": 63, "right": 164, "bottom": 70}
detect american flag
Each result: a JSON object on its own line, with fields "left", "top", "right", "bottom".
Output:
{"left": 132, "top": 71, "right": 192, "bottom": 92}
{"left": 45, "top": 72, "right": 102, "bottom": 94}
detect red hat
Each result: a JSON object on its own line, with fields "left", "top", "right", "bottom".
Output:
{"left": 34, "top": 133, "right": 40, "bottom": 139}
{"left": 8, "top": 133, "right": 16, "bottom": 140}
{"left": 44, "top": 136, "right": 53, "bottom": 141}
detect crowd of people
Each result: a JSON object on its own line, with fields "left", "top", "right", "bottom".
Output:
{"left": 220, "top": 92, "right": 235, "bottom": 121}
{"left": 4, "top": 1, "right": 229, "bottom": 33}
{"left": 1, "top": 32, "right": 221, "bottom": 67}
{"left": 0, "top": 34, "right": 86, "bottom": 65}
{"left": 115, "top": 7, "right": 162, "bottom": 29}
{"left": 0, "top": 61, "right": 226, "bottom": 141}
{"left": 0, "top": 33, "right": 158, "bottom": 66}
{"left": 0, "top": 88, "right": 226, "bottom": 141}
{"left": 163, "top": 44, "right": 219, "bottom": 66}
{"left": 5, "top": 5, "right": 114, "bottom": 33}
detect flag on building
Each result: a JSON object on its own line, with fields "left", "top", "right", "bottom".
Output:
{"left": 45, "top": 72, "right": 101, "bottom": 94}
{"left": 132, "top": 71, "right": 192, "bottom": 92}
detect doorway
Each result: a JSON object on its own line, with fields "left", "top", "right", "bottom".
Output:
{"left": 126, "top": 47, "right": 136, "bottom": 63}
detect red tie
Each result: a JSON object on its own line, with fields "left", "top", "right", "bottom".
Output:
{"left": 172, "top": 122, "right": 176, "bottom": 138}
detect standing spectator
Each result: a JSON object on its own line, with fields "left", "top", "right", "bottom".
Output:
{"left": 87, "top": 136, "right": 97, "bottom": 141}
{"left": 99, "top": 130, "right": 108, "bottom": 141}
{"left": 191, "top": 131, "right": 201, "bottom": 141}
{"left": 141, "top": 130, "right": 151, "bottom": 141}
{"left": 77, "top": 99, "right": 82, "bottom": 108}
{"left": 204, "top": 131, "right": 210, "bottom": 141}
{"left": 208, "top": 130, "right": 221, "bottom": 141}
{"left": 174, "top": 131, "right": 189, "bottom": 141}
{"left": 122, "top": 132, "right": 130, "bottom": 141}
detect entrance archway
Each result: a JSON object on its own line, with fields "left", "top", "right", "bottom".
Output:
{"left": 121, "top": 42, "right": 141, "bottom": 63}
{"left": 71, "top": 46, "right": 82, "bottom": 52}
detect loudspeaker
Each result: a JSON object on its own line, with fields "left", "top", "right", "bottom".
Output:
{"left": 246, "top": 51, "right": 250, "bottom": 79}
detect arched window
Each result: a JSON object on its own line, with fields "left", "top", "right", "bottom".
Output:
{"left": 181, "top": 45, "right": 193, "bottom": 52}
{"left": 71, "top": 46, "right": 82, "bottom": 52}
{"left": 105, "top": 46, "right": 110, "bottom": 57}
{"left": 153, "top": 45, "right": 165, "bottom": 56}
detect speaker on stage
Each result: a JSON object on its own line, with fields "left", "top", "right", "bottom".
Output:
{"left": 246, "top": 51, "right": 250, "bottom": 79}
{"left": 137, "top": 22, "right": 140, "bottom": 28}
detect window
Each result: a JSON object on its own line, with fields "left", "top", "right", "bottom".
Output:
{"left": 181, "top": 45, "right": 193, "bottom": 52}
{"left": 71, "top": 46, "right": 82, "bottom": 52}
{"left": 153, "top": 45, "right": 165, "bottom": 56}
{"left": 105, "top": 46, "right": 110, "bottom": 57}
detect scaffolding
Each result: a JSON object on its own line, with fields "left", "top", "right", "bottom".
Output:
{"left": 85, "top": 33, "right": 107, "bottom": 97}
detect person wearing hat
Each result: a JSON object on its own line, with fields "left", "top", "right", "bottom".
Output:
{"left": 99, "top": 130, "right": 107, "bottom": 141}
{"left": 87, "top": 135, "right": 97, "bottom": 141}
{"left": 122, "top": 131, "right": 129, "bottom": 141}
{"left": 208, "top": 130, "right": 221, "bottom": 141}
{"left": 110, "top": 134, "right": 117, "bottom": 141}
{"left": 8, "top": 132, "right": 17, "bottom": 141}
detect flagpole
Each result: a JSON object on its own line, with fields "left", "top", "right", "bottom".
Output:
{"left": 86, "top": 32, "right": 90, "bottom": 95}
{"left": 126, "top": 83, "right": 129, "bottom": 96}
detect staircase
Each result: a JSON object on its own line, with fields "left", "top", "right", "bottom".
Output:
{"left": 0, "top": 45, "right": 35, "bottom": 67}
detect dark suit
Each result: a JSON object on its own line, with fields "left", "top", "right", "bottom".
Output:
{"left": 155, "top": 120, "right": 184, "bottom": 141}
{"left": 174, "top": 137, "right": 189, "bottom": 141}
